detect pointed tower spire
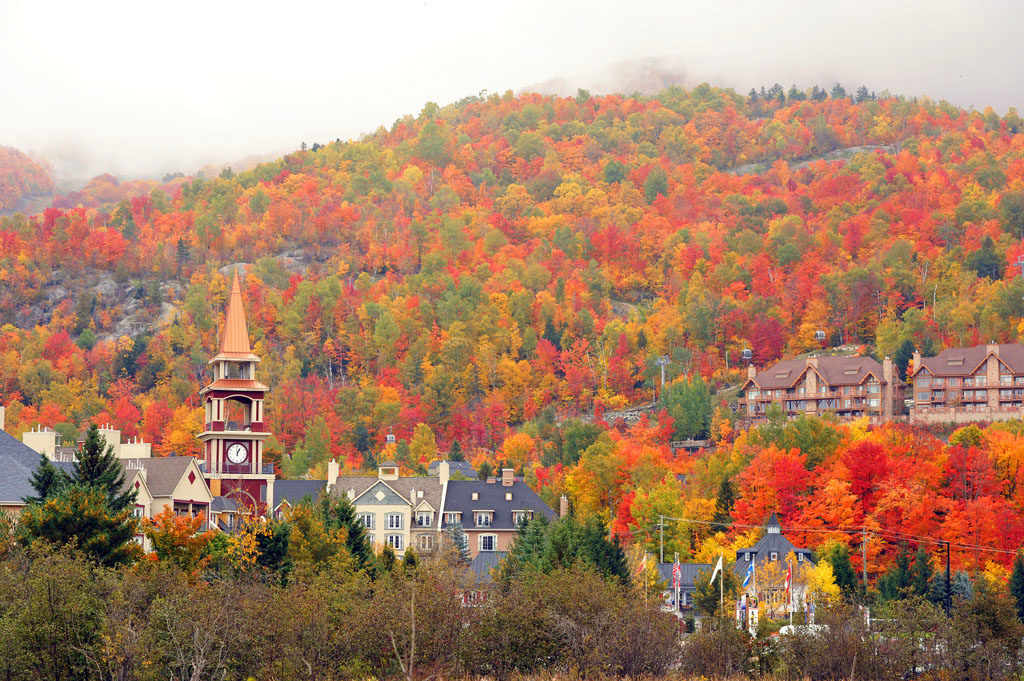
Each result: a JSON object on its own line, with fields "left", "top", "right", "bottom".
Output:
{"left": 212, "top": 268, "right": 259, "bottom": 362}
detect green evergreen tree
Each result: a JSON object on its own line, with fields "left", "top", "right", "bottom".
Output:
{"left": 663, "top": 377, "right": 713, "bottom": 439}
{"left": 693, "top": 564, "right": 741, "bottom": 618}
{"left": 320, "top": 493, "right": 373, "bottom": 572}
{"left": 878, "top": 543, "right": 913, "bottom": 601}
{"left": 447, "top": 522, "right": 471, "bottom": 564}
{"left": 1008, "top": 550, "right": 1024, "bottom": 621}
{"left": 73, "top": 424, "right": 136, "bottom": 513}
{"left": 448, "top": 440, "right": 464, "bottom": 462}
{"left": 712, "top": 478, "right": 735, "bottom": 530}
{"left": 819, "top": 542, "right": 858, "bottom": 597}
{"left": 402, "top": 547, "right": 418, "bottom": 572}
{"left": 23, "top": 453, "right": 66, "bottom": 504}
{"left": 378, "top": 545, "right": 397, "bottom": 573}
{"left": 577, "top": 516, "right": 629, "bottom": 584}
{"left": 952, "top": 571, "right": 974, "bottom": 601}
{"left": 18, "top": 486, "right": 139, "bottom": 566}
{"left": 911, "top": 545, "right": 934, "bottom": 598}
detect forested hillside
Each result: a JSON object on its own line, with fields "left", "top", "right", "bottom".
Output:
{"left": 0, "top": 146, "right": 54, "bottom": 215}
{"left": 4, "top": 84, "right": 1024, "bottom": 573}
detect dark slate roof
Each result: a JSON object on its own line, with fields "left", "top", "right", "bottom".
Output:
{"left": 469, "top": 550, "right": 507, "bottom": 583}
{"left": 211, "top": 496, "right": 239, "bottom": 513}
{"left": 0, "top": 431, "right": 73, "bottom": 505}
{"left": 915, "top": 343, "right": 1024, "bottom": 378}
{"left": 427, "top": 460, "right": 478, "bottom": 479}
{"left": 443, "top": 479, "right": 555, "bottom": 530}
{"left": 732, "top": 513, "right": 814, "bottom": 576}
{"left": 273, "top": 480, "right": 327, "bottom": 509}
{"left": 657, "top": 562, "right": 712, "bottom": 590}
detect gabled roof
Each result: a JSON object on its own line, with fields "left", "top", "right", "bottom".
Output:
{"left": 443, "top": 479, "right": 555, "bottom": 530}
{"left": 731, "top": 513, "right": 814, "bottom": 576}
{"left": 330, "top": 474, "right": 444, "bottom": 526}
{"left": 211, "top": 496, "right": 239, "bottom": 513}
{"left": 915, "top": 343, "right": 1024, "bottom": 378}
{"left": 211, "top": 270, "right": 259, "bottom": 363}
{"left": 427, "top": 459, "right": 478, "bottom": 479}
{"left": 656, "top": 562, "right": 712, "bottom": 590}
{"left": 0, "top": 431, "right": 73, "bottom": 505}
{"left": 751, "top": 355, "right": 885, "bottom": 390}
{"left": 469, "top": 550, "right": 507, "bottom": 583}
{"left": 272, "top": 480, "right": 326, "bottom": 509}
{"left": 120, "top": 456, "right": 203, "bottom": 498}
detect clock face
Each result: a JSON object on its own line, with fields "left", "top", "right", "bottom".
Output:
{"left": 226, "top": 443, "right": 249, "bottom": 464}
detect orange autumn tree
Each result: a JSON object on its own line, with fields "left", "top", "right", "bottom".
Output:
{"left": 144, "top": 508, "right": 217, "bottom": 573}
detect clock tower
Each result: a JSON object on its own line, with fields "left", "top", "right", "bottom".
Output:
{"left": 199, "top": 269, "right": 275, "bottom": 512}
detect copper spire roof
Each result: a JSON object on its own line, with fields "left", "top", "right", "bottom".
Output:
{"left": 212, "top": 270, "right": 260, "bottom": 363}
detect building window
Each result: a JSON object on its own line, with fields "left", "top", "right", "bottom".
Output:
{"left": 513, "top": 510, "right": 533, "bottom": 525}
{"left": 417, "top": 534, "right": 434, "bottom": 551}
{"left": 798, "top": 553, "right": 804, "bottom": 563}
{"left": 474, "top": 511, "right": 493, "bottom": 527}
{"left": 386, "top": 513, "right": 404, "bottom": 530}
{"left": 416, "top": 511, "right": 433, "bottom": 527}
{"left": 975, "top": 375, "right": 987, "bottom": 387}
{"left": 443, "top": 512, "right": 461, "bottom": 527}
{"left": 479, "top": 535, "right": 497, "bottom": 552}
{"left": 366, "top": 534, "right": 375, "bottom": 546}
{"left": 471, "top": 492, "right": 479, "bottom": 501}
{"left": 770, "top": 551, "right": 778, "bottom": 561}
{"left": 866, "top": 382, "right": 879, "bottom": 394}
{"left": 916, "top": 378, "right": 931, "bottom": 388}
{"left": 359, "top": 513, "right": 375, "bottom": 529}
{"left": 133, "top": 506, "right": 145, "bottom": 519}
{"left": 386, "top": 534, "right": 404, "bottom": 551}
{"left": 745, "top": 552, "right": 751, "bottom": 562}
{"left": 505, "top": 492, "right": 512, "bottom": 501}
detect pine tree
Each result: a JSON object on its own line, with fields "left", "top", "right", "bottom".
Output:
{"left": 23, "top": 453, "right": 66, "bottom": 504}
{"left": 402, "top": 547, "right": 418, "bottom": 572}
{"left": 320, "top": 494, "right": 373, "bottom": 572}
{"left": 73, "top": 424, "right": 136, "bottom": 513}
{"left": 1009, "top": 551, "right": 1024, "bottom": 621}
{"left": 952, "top": 571, "right": 974, "bottom": 601}
{"left": 447, "top": 522, "right": 471, "bottom": 565}
{"left": 448, "top": 440, "right": 464, "bottom": 462}
{"left": 712, "top": 478, "right": 735, "bottom": 529}
{"left": 878, "top": 543, "right": 912, "bottom": 601}
{"left": 18, "top": 486, "right": 140, "bottom": 566}
{"left": 820, "top": 542, "right": 858, "bottom": 597}
{"left": 911, "top": 545, "right": 934, "bottom": 598}
{"left": 378, "top": 545, "right": 397, "bottom": 573}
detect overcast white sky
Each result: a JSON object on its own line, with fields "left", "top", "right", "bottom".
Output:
{"left": 1, "top": 0, "right": 1021, "bottom": 186}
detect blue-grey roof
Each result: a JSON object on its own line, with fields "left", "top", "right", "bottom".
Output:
{"left": 210, "top": 496, "right": 239, "bottom": 513}
{"left": 469, "top": 550, "right": 507, "bottom": 583}
{"left": 427, "top": 460, "right": 477, "bottom": 479}
{"left": 657, "top": 562, "right": 712, "bottom": 590}
{"left": 272, "top": 480, "right": 326, "bottom": 509}
{"left": 443, "top": 479, "right": 555, "bottom": 530}
{"left": 0, "top": 431, "right": 73, "bottom": 504}
{"left": 732, "top": 513, "right": 814, "bottom": 576}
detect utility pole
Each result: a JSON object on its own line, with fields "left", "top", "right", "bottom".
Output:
{"left": 659, "top": 515, "right": 664, "bottom": 563}
{"left": 945, "top": 541, "right": 951, "bottom": 617}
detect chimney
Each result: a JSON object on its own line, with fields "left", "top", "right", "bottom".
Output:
{"left": 988, "top": 342, "right": 1000, "bottom": 357}
{"left": 559, "top": 494, "right": 569, "bottom": 518}
{"left": 882, "top": 356, "right": 893, "bottom": 382}
{"left": 807, "top": 356, "right": 818, "bottom": 368}
{"left": 747, "top": 365, "right": 757, "bottom": 380}
{"left": 438, "top": 460, "right": 450, "bottom": 486}
{"left": 501, "top": 468, "right": 514, "bottom": 487}
{"left": 912, "top": 351, "right": 921, "bottom": 375}
{"left": 327, "top": 460, "right": 339, "bottom": 492}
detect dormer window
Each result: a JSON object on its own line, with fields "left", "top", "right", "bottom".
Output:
{"left": 512, "top": 510, "right": 533, "bottom": 525}
{"left": 471, "top": 492, "right": 479, "bottom": 501}
{"left": 416, "top": 511, "right": 433, "bottom": 527}
{"left": 745, "top": 552, "right": 751, "bottom": 562}
{"left": 798, "top": 553, "right": 804, "bottom": 563}
{"left": 505, "top": 492, "right": 512, "bottom": 501}
{"left": 770, "top": 551, "right": 778, "bottom": 561}
{"left": 474, "top": 511, "right": 493, "bottom": 527}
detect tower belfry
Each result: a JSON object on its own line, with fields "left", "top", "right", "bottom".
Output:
{"left": 199, "top": 269, "right": 275, "bottom": 511}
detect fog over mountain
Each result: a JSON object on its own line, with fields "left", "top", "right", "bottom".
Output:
{"left": 1, "top": 0, "right": 1020, "bottom": 187}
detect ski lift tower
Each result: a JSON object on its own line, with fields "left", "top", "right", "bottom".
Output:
{"left": 655, "top": 355, "right": 671, "bottom": 401}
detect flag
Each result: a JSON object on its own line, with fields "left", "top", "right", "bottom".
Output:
{"left": 636, "top": 551, "right": 647, "bottom": 577}
{"left": 710, "top": 554, "right": 723, "bottom": 584}
{"left": 785, "top": 563, "right": 792, "bottom": 598}
{"left": 672, "top": 559, "right": 681, "bottom": 590}
{"left": 742, "top": 559, "right": 755, "bottom": 588}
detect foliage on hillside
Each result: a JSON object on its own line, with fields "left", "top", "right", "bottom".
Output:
{"left": 5, "top": 84, "right": 1024, "bottom": 576}
{"left": 0, "top": 146, "right": 54, "bottom": 213}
